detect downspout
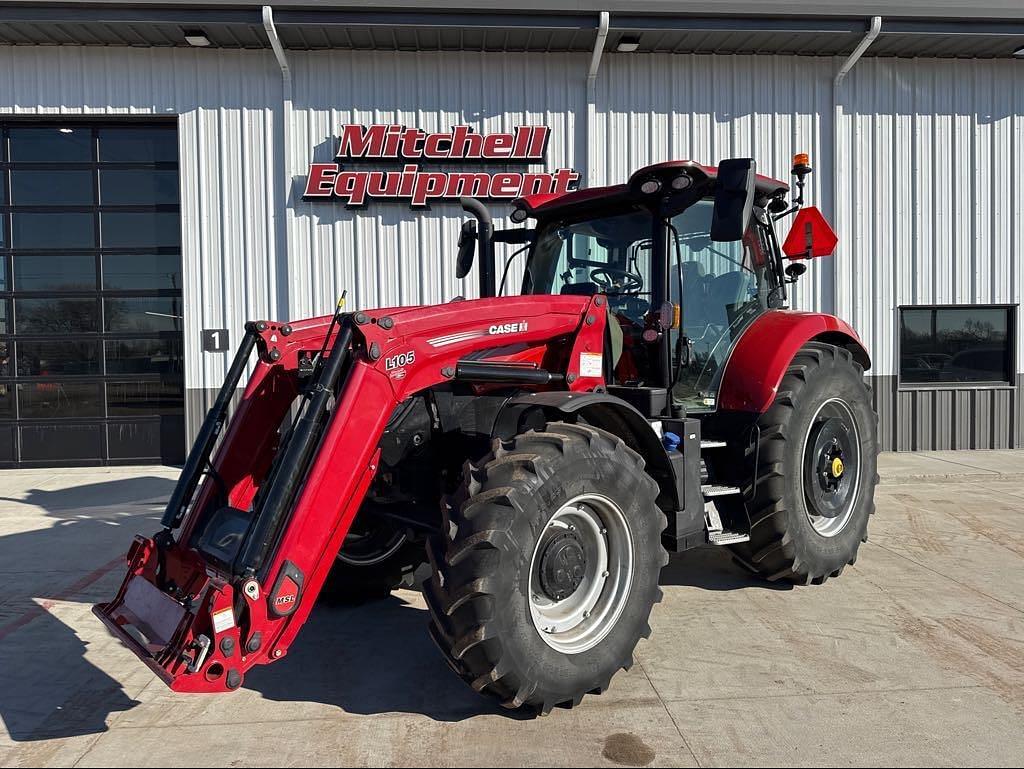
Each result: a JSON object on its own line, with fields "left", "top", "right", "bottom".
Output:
{"left": 262, "top": 5, "right": 292, "bottom": 320}
{"left": 831, "top": 16, "right": 881, "bottom": 324}
{"left": 834, "top": 16, "right": 882, "bottom": 89}
{"left": 585, "top": 11, "right": 610, "bottom": 188}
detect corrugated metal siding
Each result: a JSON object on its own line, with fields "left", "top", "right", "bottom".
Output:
{"left": 872, "top": 374, "right": 1020, "bottom": 451}
{"left": 591, "top": 53, "right": 837, "bottom": 315}
{"left": 0, "top": 45, "right": 284, "bottom": 397}
{"left": 2, "top": 46, "right": 1021, "bottom": 452}
{"left": 835, "top": 57, "right": 1023, "bottom": 449}
{"left": 285, "top": 51, "right": 839, "bottom": 319}
{"left": 834, "top": 57, "right": 1023, "bottom": 377}
{"left": 286, "top": 50, "right": 587, "bottom": 319}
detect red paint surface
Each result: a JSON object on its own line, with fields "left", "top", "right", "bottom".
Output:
{"left": 781, "top": 206, "right": 839, "bottom": 259}
{"left": 95, "top": 294, "right": 608, "bottom": 692}
{"left": 717, "top": 310, "right": 870, "bottom": 413}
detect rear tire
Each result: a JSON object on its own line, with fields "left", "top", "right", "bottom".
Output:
{"left": 424, "top": 422, "right": 667, "bottom": 714}
{"left": 729, "top": 342, "right": 878, "bottom": 584}
{"left": 320, "top": 518, "right": 426, "bottom": 604}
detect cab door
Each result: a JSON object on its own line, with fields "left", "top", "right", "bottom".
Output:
{"left": 668, "top": 200, "right": 774, "bottom": 412}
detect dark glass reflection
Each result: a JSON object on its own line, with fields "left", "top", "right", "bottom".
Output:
{"left": 101, "top": 212, "right": 180, "bottom": 248}
{"left": 107, "top": 381, "right": 184, "bottom": 417}
{"left": 0, "top": 425, "right": 14, "bottom": 462}
{"left": 98, "top": 128, "right": 177, "bottom": 162}
{"left": 16, "top": 298, "right": 99, "bottom": 334}
{"left": 16, "top": 340, "right": 101, "bottom": 376}
{"left": 9, "top": 127, "right": 92, "bottom": 162}
{"left": 12, "top": 212, "right": 95, "bottom": 249}
{"left": 14, "top": 254, "right": 97, "bottom": 291}
{"left": 11, "top": 170, "right": 95, "bottom": 206}
{"left": 105, "top": 338, "right": 183, "bottom": 375}
{"left": 100, "top": 169, "right": 179, "bottom": 205}
{"left": 103, "top": 253, "right": 182, "bottom": 291}
{"left": 107, "top": 421, "right": 161, "bottom": 460}
{"left": 20, "top": 424, "right": 102, "bottom": 461}
{"left": 0, "top": 341, "right": 10, "bottom": 377}
{"left": 900, "top": 307, "right": 1012, "bottom": 384}
{"left": 17, "top": 381, "right": 103, "bottom": 418}
{"left": 105, "top": 298, "right": 182, "bottom": 333}
{"left": 0, "top": 301, "right": 8, "bottom": 334}
{"left": 0, "top": 387, "right": 13, "bottom": 419}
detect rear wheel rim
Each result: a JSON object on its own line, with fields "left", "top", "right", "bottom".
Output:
{"left": 801, "top": 398, "right": 861, "bottom": 538}
{"left": 528, "top": 493, "right": 634, "bottom": 654}
{"left": 336, "top": 519, "right": 407, "bottom": 567}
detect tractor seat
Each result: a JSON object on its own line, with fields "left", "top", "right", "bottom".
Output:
{"left": 706, "top": 272, "right": 748, "bottom": 326}
{"left": 560, "top": 282, "right": 598, "bottom": 296}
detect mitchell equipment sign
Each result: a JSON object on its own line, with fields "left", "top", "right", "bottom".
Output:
{"left": 304, "top": 124, "right": 580, "bottom": 207}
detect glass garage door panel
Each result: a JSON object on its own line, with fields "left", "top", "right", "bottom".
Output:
{"left": 0, "top": 122, "right": 185, "bottom": 466}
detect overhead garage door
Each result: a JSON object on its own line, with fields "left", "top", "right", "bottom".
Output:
{"left": 0, "top": 121, "right": 185, "bottom": 466}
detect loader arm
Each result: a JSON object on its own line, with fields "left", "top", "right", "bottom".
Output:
{"left": 94, "top": 294, "right": 606, "bottom": 693}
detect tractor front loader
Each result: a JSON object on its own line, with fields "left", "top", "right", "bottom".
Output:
{"left": 96, "top": 156, "right": 878, "bottom": 714}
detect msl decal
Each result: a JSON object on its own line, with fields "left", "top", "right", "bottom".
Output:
{"left": 305, "top": 124, "right": 579, "bottom": 207}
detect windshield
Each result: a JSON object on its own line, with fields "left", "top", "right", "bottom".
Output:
{"left": 523, "top": 208, "right": 654, "bottom": 326}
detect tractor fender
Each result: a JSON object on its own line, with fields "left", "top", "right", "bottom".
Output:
{"left": 717, "top": 309, "right": 871, "bottom": 413}
{"left": 493, "top": 391, "right": 679, "bottom": 511}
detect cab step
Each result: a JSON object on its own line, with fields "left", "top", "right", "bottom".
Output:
{"left": 703, "top": 498, "right": 751, "bottom": 546}
{"left": 707, "top": 530, "right": 750, "bottom": 545}
{"left": 701, "top": 484, "right": 742, "bottom": 498}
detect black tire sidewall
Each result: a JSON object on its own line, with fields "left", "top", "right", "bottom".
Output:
{"left": 775, "top": 349, "right": 877, "bottom": 574}
{"left": 489, "top": 447, "right": 662, "bottom": 703}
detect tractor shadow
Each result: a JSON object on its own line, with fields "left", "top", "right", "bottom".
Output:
{"left": 247, "top": 591, "right": 518, "bottom": 722}
{"left": 660, "top": 546, "right": 793, "bottom": 591}
{"left": 249, "top": 547, "right": 788, "bottom": 721}
{"left": 0, "top": 475, "right": 174, "bottom": 742}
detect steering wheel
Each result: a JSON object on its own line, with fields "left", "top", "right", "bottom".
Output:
{"left": 590, "top": 267, "right": 644, "bottom": 293}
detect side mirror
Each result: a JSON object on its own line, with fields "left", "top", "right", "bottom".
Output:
{"left": 781, "top": 206, "right": 838, "bottom": 260}
{"left": 455, "top": 220, "right": 478, "bottom": 279}
{"left": 710, "top": 158, "right": 756, "bottom": 242}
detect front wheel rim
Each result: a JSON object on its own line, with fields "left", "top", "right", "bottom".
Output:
{"left": 801, "top": 397, "right": 862, "bottom": 538}
{"left": 528, "top": 493, "right": 634, "bottom": 655}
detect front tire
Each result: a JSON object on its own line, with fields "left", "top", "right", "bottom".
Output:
{"left": 729, "top": 342, "right": 878, "bottom": 584}
{"left": 424, "top": 422, "right": 667, "bottom": 714}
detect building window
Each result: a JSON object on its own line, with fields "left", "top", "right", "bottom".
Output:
{"left": 899, "top": 305, "right": 1015, "bottom": 386}
{"left": 0, "top": 121, "right": 184, "bottom": 466}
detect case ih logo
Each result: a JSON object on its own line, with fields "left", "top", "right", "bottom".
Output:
{"left": 304, "top": 124, "right": 579, "bottom": 207}
{"left": 489, "top": 322, "right": 528, "bottom": 335}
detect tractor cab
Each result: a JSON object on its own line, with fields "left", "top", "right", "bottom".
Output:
{"left": 498, "top": 159, "right": 804, "bottom": 415}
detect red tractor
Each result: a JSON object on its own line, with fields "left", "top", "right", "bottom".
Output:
{"left": 96, "top": 156, "right": 877, "bottom": 714}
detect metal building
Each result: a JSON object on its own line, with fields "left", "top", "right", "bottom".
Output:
{"left": 0, "top": 1, "right": 1022, "bottom": 465}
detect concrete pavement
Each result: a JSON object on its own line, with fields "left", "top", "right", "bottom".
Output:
{"left": 0, "top": 452, "right": 1022, "bottom": 767}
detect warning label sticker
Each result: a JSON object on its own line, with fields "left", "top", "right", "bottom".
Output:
{"left": 579, "top": 352, "right": 603, "bottom": 378}
{"left": 212, "top": 608, "right": 235, "bottom": 634}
